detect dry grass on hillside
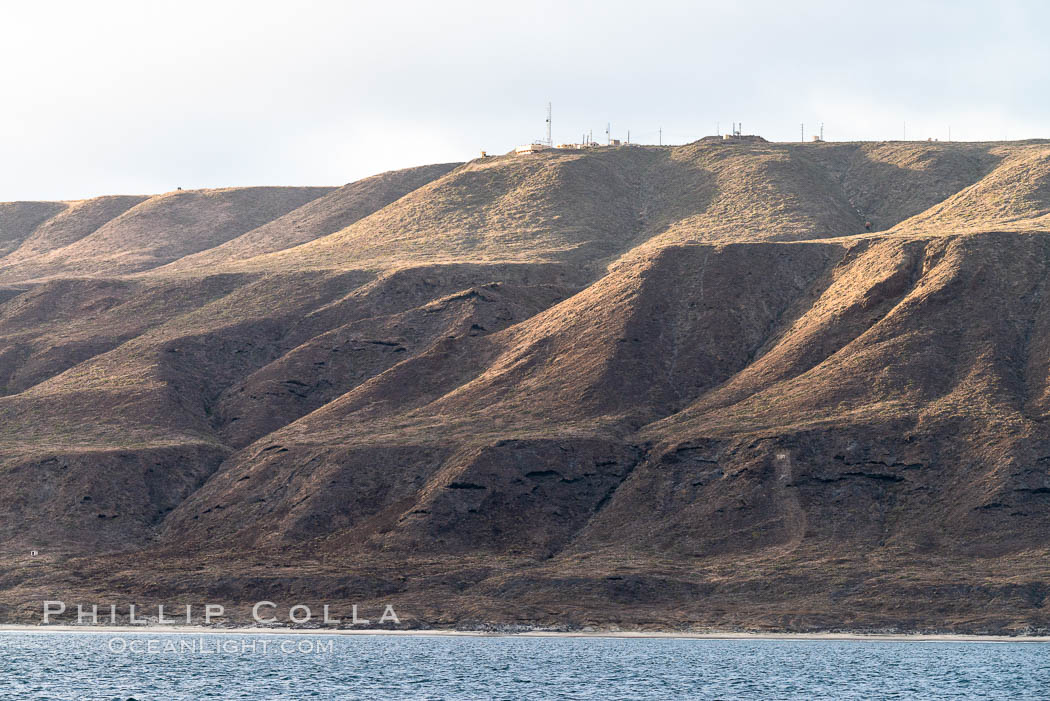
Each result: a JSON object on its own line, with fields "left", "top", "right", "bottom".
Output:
{"left": 3, "top": 140, "right": 1050, "bottom": 631}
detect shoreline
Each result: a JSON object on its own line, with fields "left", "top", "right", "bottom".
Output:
{"left": 1, "top": 624, "right": 1048, "bottom": 642}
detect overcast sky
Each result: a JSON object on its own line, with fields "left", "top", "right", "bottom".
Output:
{"left": 3, "top": 0, "right": 1048, "bottom": 201}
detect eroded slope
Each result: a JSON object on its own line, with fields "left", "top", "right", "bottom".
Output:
{"left": 2, "top": 140, "right": 1050, "bottom": 631}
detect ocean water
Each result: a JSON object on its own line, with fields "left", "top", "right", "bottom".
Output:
{"left": 0, "top": 632, "right": 1048, "bottom": 700}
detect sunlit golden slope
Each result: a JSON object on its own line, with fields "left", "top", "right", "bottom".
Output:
{"left": 0, "top": 187, "right": 331, "bottom": 283}
{"left": 2, "top": 139, "right": 1050, "bottom": 632}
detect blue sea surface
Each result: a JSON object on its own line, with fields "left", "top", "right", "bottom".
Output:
{"left": 0, "top": 632, "right": 1048, "bottom": 699}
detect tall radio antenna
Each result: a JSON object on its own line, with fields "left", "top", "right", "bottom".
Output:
{"left": 545, "top": 102, "right": 552, "bottom": 147}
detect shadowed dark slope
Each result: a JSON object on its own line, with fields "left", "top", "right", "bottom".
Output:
{"left": 2, "top": 140, "right": 1050, "bottom": 632}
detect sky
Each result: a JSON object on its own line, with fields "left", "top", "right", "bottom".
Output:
{"left": 2, "top": 0, "right": 1048, "bottom": 201}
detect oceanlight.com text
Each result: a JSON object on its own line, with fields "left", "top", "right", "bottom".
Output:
{"left": 107, "top": 637, "right": 335, "bottom": 655}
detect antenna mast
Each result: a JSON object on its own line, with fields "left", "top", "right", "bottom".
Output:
{"left": 545, "top": 102, "right": 552, "bottom": 147}
{"left": 606, "top": 122, "right": 611, "bottom": 145}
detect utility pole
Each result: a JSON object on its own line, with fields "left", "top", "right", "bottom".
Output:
{"left": 903, "top": 121, "right": 907, "bottom": 141}
{"left": 820, "top": 122, "right": 824, "bottom": 141}
{"left": 627, "top": 129, "right": 630, "bottom": 145}
{"left": 801, "top": 123, "right": 804, "bottom": 143}
{"left": 659, "top": 127, "right": 662, "bottom": 146}
{"left": 948, "top": 126, "right": 952, "bottom": 142}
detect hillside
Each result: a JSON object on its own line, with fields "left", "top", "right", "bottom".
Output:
{"left": 2, "top": 140, "right": 1050, "bottom": 633}
{"left": 160, "top": 163, "right": 460, "bottom": 272}
{"left": 0, "top": 187, "right": 332, "bottom": 283}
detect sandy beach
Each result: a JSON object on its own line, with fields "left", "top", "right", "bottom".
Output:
{"left": 1, "top": 624, "right": 1048, "bottom": 643}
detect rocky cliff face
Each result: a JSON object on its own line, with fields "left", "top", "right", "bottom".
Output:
{"left": 2, "top": 141, "right": 1050, "bottom": 632}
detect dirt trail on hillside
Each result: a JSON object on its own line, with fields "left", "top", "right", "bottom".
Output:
{"left": 3, "top": 140, "right": 1050, "bottom": 632}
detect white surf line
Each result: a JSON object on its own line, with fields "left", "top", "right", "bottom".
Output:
{"left": 0, "top": 625, "right": 1048, "bottom": 642}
